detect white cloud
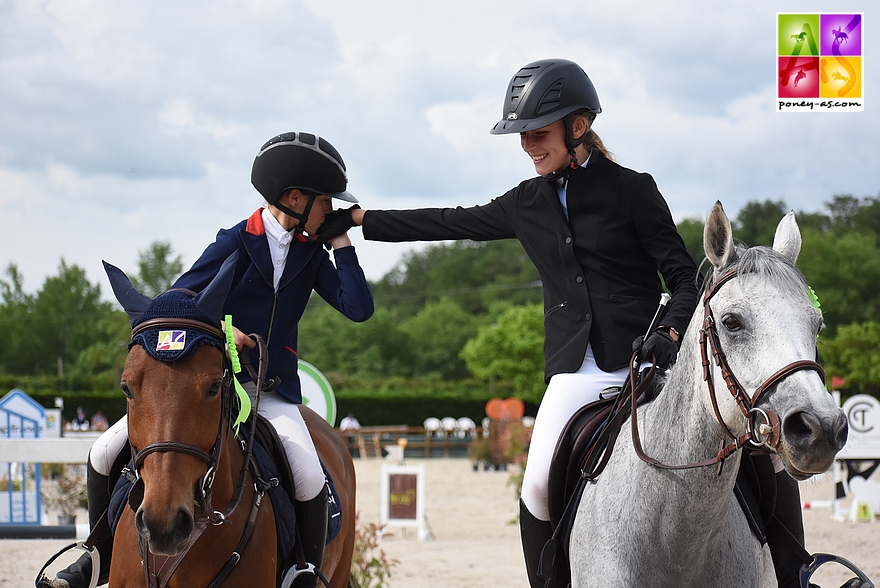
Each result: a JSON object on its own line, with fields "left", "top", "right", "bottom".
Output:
{"left": 0, "top": 0, "right": 878, "bottom": 295}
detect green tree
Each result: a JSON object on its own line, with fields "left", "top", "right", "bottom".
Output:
{"left": 460, "top": 304, "right": 545, "bottom": 403}
{"left": 399, "top": 297, "right": 480, "bottom": 379}
{"left": 675, "top": 218, "right": 705, "bottom": 266}
{"left": 298, "top": 303, "right": 415, "bottom": 378}
{"left": 29, "top": 260, "right": 117, "bottom": 376}
{"left": 821, "top": 321, "right": 880, "bottom": 396}
{"left": 370, "top": 240, "right": 541, "bottom": 318}
{"left": 0, "top": 264, "right": 36, "bottom": 373}
{"left": 72, "top": 310, "right": 130, "bottom": 381}
{"left": 799, "top": 228, "right": 880, "bottom": 335}
{"left": 132, "top": 241, "right": 183, "bottom": 297}
{"left": 733, "top": 199, "right": 788, "bottom": 247}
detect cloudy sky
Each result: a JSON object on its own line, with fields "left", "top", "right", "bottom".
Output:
{"left": 1, "top": 0, "right": 877, "bottom": 296}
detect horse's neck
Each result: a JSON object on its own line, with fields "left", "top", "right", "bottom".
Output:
{"left": 629, "top": 337, "right": 743, "bottom": 523}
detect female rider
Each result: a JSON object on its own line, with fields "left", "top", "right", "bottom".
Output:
{"left": 319, "top": 58, "right": 701, "bottom": 587}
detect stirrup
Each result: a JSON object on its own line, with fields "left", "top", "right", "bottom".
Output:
{"left": 279, "top": 563, "right": 330, "bottom": 588}
{"left": 34, "top": 541, "right": 101, "bottom": 588}
{"left": 799, "top": 553, "right": 875, "bottom": 588}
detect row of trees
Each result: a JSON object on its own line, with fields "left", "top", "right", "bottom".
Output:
{"left": 2, "top": 194, "right": 880, "bottom": 414}
{"left": 0, "top": 243, "right": 182, "bottom": 380}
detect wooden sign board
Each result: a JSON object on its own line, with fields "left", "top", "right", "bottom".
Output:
{"left": 380, "top": 464, "right": 427, "bottom": 540}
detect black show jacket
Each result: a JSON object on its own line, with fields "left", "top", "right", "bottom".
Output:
{"left": 363, "top": 152, "right": 699, "bottom": 382}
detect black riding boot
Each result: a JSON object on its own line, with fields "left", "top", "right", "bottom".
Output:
{"left": 51, "top": 461, "right": 114, "bottom": 587}
{"left": 520, "top": 499, "right": 558, "bottom": 588}
{"left": 292, "top": 484, "right": 329, "bottom": 588}
{"left": 767, "top": 471, "right": 807, "bottom": 588}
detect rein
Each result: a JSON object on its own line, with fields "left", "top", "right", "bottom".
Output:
{"left": 124, "top": 319, "right": 272, "bottom": 588}
{"left": 630, "top": 267, "right": 825, "bottom": 473}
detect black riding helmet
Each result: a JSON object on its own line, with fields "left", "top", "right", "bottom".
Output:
{"left": 491, "top": 59, "right": 601, "bottom": 177}
{"left": 251, "top": 132, "right": 357, "bottom": 230}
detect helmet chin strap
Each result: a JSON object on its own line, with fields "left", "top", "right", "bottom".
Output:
{"left": 274, "top": 193, "right": 317, "bottom": 236}
{"left": 543, "top": 114, "right": 586, "bottom": 183}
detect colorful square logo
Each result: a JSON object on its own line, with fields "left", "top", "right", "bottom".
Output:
{"left": 157, "top": 330, "right": 186, "bottom": 351}
{"left": 777, "top": 13, "right": 864, "bottom": 111}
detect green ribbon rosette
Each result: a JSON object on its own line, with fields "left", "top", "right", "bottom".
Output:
{"left": 225, "top": 315, "right": 252, "bottom": 436}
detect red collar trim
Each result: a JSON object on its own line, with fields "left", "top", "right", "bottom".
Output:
{"left": 245, "top": 208, "right": 265, "bottom": 236}
{"left": 246, "top": 208, "right": 310, "bottom": 242}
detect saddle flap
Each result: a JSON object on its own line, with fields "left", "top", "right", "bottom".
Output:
{"left": 546, "top": 396, "right": 616, "bottom": 527}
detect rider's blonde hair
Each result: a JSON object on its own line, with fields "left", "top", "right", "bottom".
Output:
{"left": 575, "top": 111, "right": 614, "bottom": 162}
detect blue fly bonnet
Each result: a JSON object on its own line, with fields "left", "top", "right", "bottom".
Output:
{"left": 103, "top": 252, "right": 239, "bottom": 361}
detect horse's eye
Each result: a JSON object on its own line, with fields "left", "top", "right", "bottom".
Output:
{"left": 120, "top": 382, "right": 133, "bottom": 399}
{"left": 206, "top": 381, "right": 223, "bottom": 398}
{"left": 722, "top": 315, "right": 742, "bottom": 331}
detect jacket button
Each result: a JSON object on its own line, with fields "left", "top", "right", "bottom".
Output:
{"left": 576, "top": 276, "right": 583, "bottom": 283}
{"left": 565, "top": 237, "right": 572, "bottom": 244}
{"left": 585, "top": 313, "right": 591, "bottom": 321}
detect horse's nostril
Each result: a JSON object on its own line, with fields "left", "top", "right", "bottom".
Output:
{"left": 783, "top": 411, "right": 816, "bottom": 441}
{"left": 175, "top": 509, "right": 194, "bottom": 539}
{"left": 135, "top": 510, "right": 146, "bottom": 536}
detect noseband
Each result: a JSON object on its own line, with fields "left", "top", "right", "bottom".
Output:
{"left": 632, "top": 267, "right": 825, "bottom": 472}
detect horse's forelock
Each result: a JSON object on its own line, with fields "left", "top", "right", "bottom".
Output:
{"left": 713, "top": 244, "right": 809, "bottom": 301}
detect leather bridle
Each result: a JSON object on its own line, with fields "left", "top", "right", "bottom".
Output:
{"left": 631, "top": 267, "right": 825, "bottom": 472}
{"left": 122, "top": 318, "right": 271, "bottom": 588}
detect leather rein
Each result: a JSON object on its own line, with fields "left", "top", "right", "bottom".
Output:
{"left": 124, "top": 317, "right": 271, "bottom": 588}
{"left": 630, "top": 268, "right": 825, "bottom": 473}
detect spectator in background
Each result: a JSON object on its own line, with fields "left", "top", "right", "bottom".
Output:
{"left": 91, "top": 411, "right": 108, "bottom": 432}
{"left": 70, "top": 407, "right": 90, "bottom": 432}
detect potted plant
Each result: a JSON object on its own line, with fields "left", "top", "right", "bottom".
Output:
{"left": 42, "top": 465, "right": 88, "bottom": 525}
{"left": 467, "top": 436, "right": 492, "bottom": 471}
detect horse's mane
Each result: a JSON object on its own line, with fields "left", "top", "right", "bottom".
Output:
{"left": 704, "top": 244, "right": 809, "bottom": 303}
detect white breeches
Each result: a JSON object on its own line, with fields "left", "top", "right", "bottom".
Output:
{"left": 89, "top": 386, "right": 325, "bottom": 502}
{"left": 520, "top": 345, "right": 641, "bottom": 521}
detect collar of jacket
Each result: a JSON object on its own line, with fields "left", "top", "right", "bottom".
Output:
{"left": 241, "top": 208, "right": 316, "bottom": 290}
{"left": 245, "top": 208, "right": 309, "bottom": 242}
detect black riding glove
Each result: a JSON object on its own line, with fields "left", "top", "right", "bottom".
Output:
{"left": 632, "top": 328, "right": 678, "bottom": 368}
{"left": 316, "top": 204, "right": 361, "bottom": 244}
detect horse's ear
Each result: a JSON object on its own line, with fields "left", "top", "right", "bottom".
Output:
{"left": 704, "top": 201, "right": 736, "bottom": 269}
{"left": 103, "top": 261, "right": 152, "bottom": 326}
{"left": 772, "top": 211, "right": 801, "bottom": 263}
{"left": 193, "top": 251, "right": 239, "bottom": 324}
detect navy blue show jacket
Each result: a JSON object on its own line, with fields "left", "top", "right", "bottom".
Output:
{"left": 174, "top": 208, "right": 374, "bottom": 403}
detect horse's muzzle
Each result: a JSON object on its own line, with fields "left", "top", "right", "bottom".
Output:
{"left": 780, "top": 409, "right": 848, "bottom": 476}
{"left": 136, "top": 506, "right": 195, "bottom": 556}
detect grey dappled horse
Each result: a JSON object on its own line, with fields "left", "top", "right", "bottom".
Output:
{"left": 569, "top": 202, "right": 848, "bottom": 587}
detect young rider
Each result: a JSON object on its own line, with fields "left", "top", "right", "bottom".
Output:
{"left": 43, "top": 132, "right": 374, "bottom": 588}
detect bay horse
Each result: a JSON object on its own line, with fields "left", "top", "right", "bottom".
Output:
{"left": 103, "top": 255, "right": 356, "bottom": 588}
{"left": 568, "top": 202, "right": 859, "bottom": 587}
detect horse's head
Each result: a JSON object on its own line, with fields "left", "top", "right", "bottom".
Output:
{"left": 701, "top": 202, "right": 847, "bottom": 479}
{"left": 105, "top": 252, "right": 238, "bottom": 556}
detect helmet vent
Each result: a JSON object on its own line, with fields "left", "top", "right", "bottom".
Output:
{"left": 509, "top": 74, "right": 532, "bottom": 111}
{"left": 536, "top": 79, "right": 564, "bottom": 115}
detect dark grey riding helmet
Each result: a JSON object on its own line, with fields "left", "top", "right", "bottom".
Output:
{"left": 251, "top": 132, "right": 357, "bottom": 231}
{"left": 251, "top": 132, "right": 358, "bottom": 206}
{"left": 490, "top": 58, "right": 601, "bottom": 150}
